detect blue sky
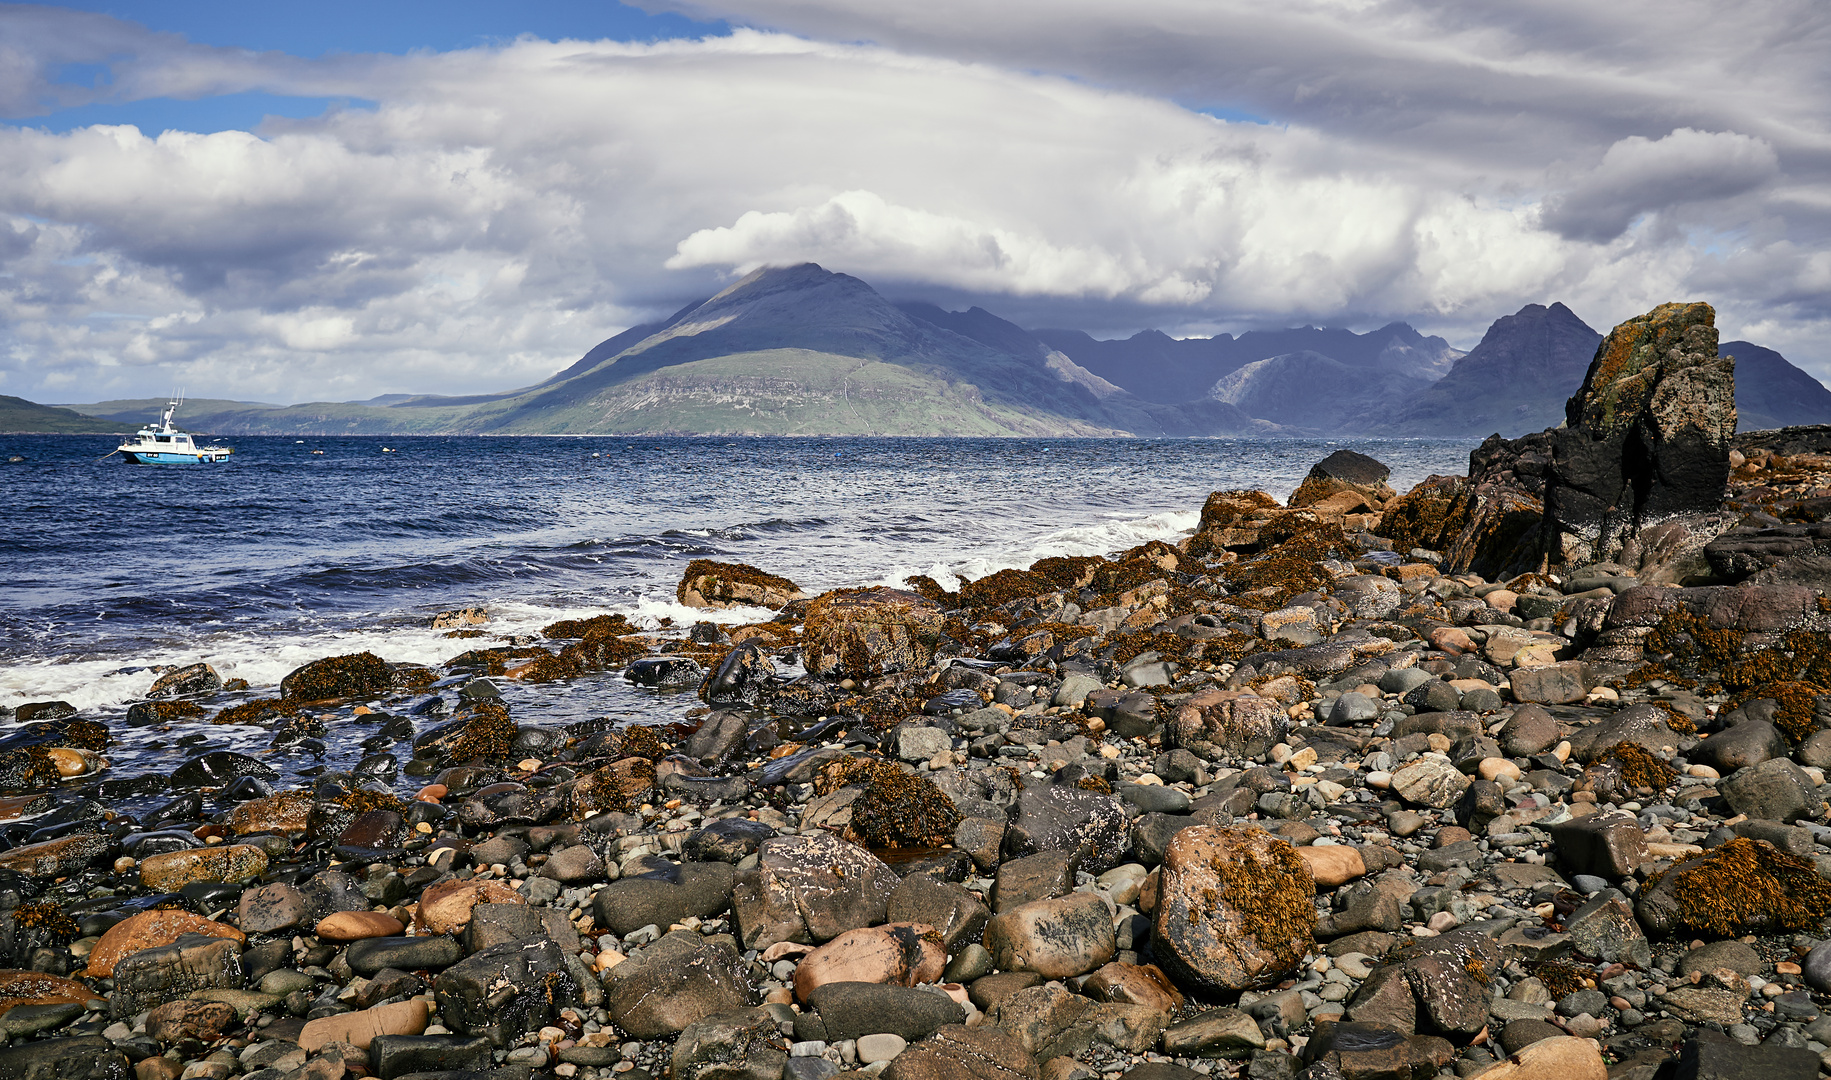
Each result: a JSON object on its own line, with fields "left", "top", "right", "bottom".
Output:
{"left": 0, "top": 0, "right": 1824, "bottom": 402}
{"left": 22, "top": 1, "right": 728, "bottom": 133}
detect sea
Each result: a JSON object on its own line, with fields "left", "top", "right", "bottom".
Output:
{"left": 0, "top": 434, "right": 1479, "bottom": 797}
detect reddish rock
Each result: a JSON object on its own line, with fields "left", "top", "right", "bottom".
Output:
{"left": 415, "top": 878, "right": 524, "bottom": 935}
{"left": 1153, "top": 826, "right": 1315, "bottom": 992}
{"left": 84, "top": 910, "right": 246, "bottom": 979}
{"left": 793, "top": 922, "right": 945, "bottom": 1001}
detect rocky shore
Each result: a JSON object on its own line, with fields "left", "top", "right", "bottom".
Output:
{"left": 4, "top": 301, "right": 1831, "bottom": 1080}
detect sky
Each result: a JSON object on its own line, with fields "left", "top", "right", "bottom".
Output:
{"left": 0, "top": 1, "right": 1827, "bottom": 404}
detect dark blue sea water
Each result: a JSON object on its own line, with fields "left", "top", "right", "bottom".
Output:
{"left": 0, "top": 434, "right": 1478, "bottom": 789}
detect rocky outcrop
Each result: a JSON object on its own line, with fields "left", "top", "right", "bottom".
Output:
{"left": 802, "top": 587, "right": 944, "bottom": 676}
{"left": 1540, "top": 302, "right": 1735, "bottom": 566}
{"left": 1288, "top": 449, "right": 1396, "bottom": 509}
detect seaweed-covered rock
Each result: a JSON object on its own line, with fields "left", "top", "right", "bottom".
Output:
{"left": 1289, "top": 450, "right": 1394, "bottom": 509}
{"left": 803, "top": 588, "right": 944, "bottom": 677}
{"left": 413, "top": 701, "right": 518, "bottom": 766}
{"left": 677, "top": 559, "right": 805, "bottom": 610}
{"left": 1152, "top": 825, "right": 1315, "bottom": 992}
{"left": 1541, "top": 302, "right": 1735, "bottom": 566}
{"left": 846, "top": 764, "right": 962, "bottom": 850}
{"left": 1168, "top": 690, "right": 1287, "bottom": 760}
{"left": 1637, "top": 837, "right": 1831, "bottom": 936}
{"left": 280, "top": 651, "right": 394, "bottom": 701}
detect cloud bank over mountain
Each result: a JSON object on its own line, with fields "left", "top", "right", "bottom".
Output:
{"left": 0, "top": 0, "right": 1826, "bottom": 402}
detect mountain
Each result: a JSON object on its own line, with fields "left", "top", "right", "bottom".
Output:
{"left": 1034, "top": 322, "right": 1463, "bottom": 405}
{"left": 1210, "top": 351, "right": 1439, "bottom": 431}
{"left": 63, "top": 265, "right": 1277, "bottom": 437}
{"left": 1383, "top": 302, "right": 1604, "bottom": 437}
{"left": 1721, "top": 340, "right": 1831, "bottom": 432}
{"left": 1377, "top": 304, "right": 1831, "bottom": 438}
{"left": 0, "top": 395, "right": 130, "bottom": 433}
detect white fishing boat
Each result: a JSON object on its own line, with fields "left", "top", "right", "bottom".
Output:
{"left": 116, "top": 397, "right": 233, "bottom": 464}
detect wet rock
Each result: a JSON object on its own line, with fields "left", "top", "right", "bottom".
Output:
{"left": 801, "top": 982, "right": 965, "bottom": 1045}
{"left": 1290, "top": 450, "right": 1395, "bottom": 509}
{"left": 84, "top": 910, "right": 244, "bottom": 979}
{"left": 316, "top": 910, "right": 404, "bottom": 942}
{"left": 625, "top": 656, "right": 706, "bottom": 689}
{"left": 144, "top": 1000, "right": 236, "bottom": 1044}
{"left": 684, "top": 817, "right": 777, "bottom": 863}
{"left": 169, "top": 751, "right": 276, "bottom": 787}
{"left": 793, "top": 922, "right": 946, "bottom": 1000}
{"left": 803, "top": 588, "right": 944, "bottom": 677}
{"left": 602, "top": 931, "right": 755, "bottom": 1038}
{"left": 434, "top": 937, "right": 575, "bottom": 1046}
{"left": 147, "top": 663, "right": 223, "bottom": 699}
{"left": 0, "top": 1036, "right": 130, "bottom": 1080}
{"left": 346, "top": 935, "right": 464, "bottom": 976}
{"left": 1565, "top": 703, "right": 1684, "bottom": 763}
{"left": 369, "top": 1034, "right": 492, "bottom": 1079}
{"left": 109, "top": 933, "right": 243, "bottom": 1017}
{"left": 1152, "top": 825, "right": 1315, "bottom": 992}
{"left": 229, "top": 790, "right": 313, "bottom": 836}
{"left": 138, "top": 844, "right": 267, "bottom": 891}
{"left": 983, "top": 892, "right": 1116, "bottom": 980}
{"left": 0, "top": 832, "right": 112, "bottom": 878}
{"left": 732, "top": 832, "right": 898, "bottom": 948}
{"left": 1001, "top": 784, "right": 1128, "bottom": 875}
{"left": 705, "top": 643, "right": 772, "bottom": 706}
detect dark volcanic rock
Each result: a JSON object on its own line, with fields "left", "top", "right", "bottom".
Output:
{"left": 1540, "top": 302, "right": 1735, "bottom": 566}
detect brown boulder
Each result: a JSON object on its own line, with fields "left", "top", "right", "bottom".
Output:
{"left": 0, "top": 970, "right": 99, "bottom": 1012}
{"left": 298, "top": 999, "right": 430, "bottom": 1051}
{"left": 1152, "top": 825, "right": 1315, "bottom": 992}
{"left": 316, "top": 911, "right": 404, "bottom": 942}
{"left": 802, "top": 588, "right": 943, "bottom": 677}
{"left": 144, "top": 1000, "right": 236, "bottom": 1044}
{"left": 84, "top": 910, "right": 245, "bottom": 978}
{"left": 883, "top": 1024, "right": 1039, "bottom": 1080}
{"left": 228, "top": 790, "right": 313, "bottom": 835}
{"left": 280, "top": 651, "right": 394, "bottom": 701}
{"left": 0, "top": 832, "right": 111, "bottom": 878}
{"left": 415, "top": 878, "right": 524, "bottom": 935}
{"left": 1289, "top": 450, "right": 1395, "bottom": 509}
{"left": 677, "top": 559, "right": 805, "bottom": 610}
{"left": 138, "top": 845, "right": 268, "bottom": 892}
{"left": 792, "top": 922, "right": 946, "bottom": 1001}
{"left": 1082, "top": 962, "right": 1185, "bottom": 1013}
{"left": 983, "top": 892, "right": 1116, "bottom": 980}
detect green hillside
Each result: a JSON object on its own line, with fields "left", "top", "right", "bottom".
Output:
{"left": 0, "top": 395, "right": 130, "bottom": 433}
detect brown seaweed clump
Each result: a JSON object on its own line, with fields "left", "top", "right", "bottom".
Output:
{"left": 1203, "top": 840, "right": 1317, "bottom": 960}
{"left": 903, "top": 575, "right": 961, "bottom": 609}
{"left": 845, "top": 767, "right": 962, "bottom": 849}
{"left": 542, "top": 614, "right": 635, "bottom": 640}
{"left": 1529, "top": 960, "right": 1593, "bottom": 999}
{"left": 959, "top": 568, "right": 1052, "bottom": 610}
{"left": 814, "top": 755, "right": 905, "bottom": 797}
{"left": 310, "top": 788, "right": 409, "bottom": 842}
{"left": 616, "top": 725, "right": 671, "bottom": 762}
{"left": 566, "top": 757, "right": 656, "bottom": 818}
{"left": 9, "top": 901, "right": 79, "bottom": 946}
{"left": 0, "top": 748, "right": 70, "bottom": 795}
{"left": 212, "top": 698, "right": 304, "bottom": 726}
{"left": 1648, "top": 838, "right": 1831, "bottom": 935}
{"left": 447, "top": 700, "right": 518, "bottom": 763}
{"left": 1728, "top": 681, "right": 1828, "bottom": 745}
{"left": 279, "top": 651, "right": 393, "bottom": 702}
{"left": 1594, "top": 741, "right": 1677, "bottom": 792}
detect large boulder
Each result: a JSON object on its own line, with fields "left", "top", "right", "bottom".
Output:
{"left": 802, "top": 588, "right": 944, "bottom": 677}
{"left": 1289, "top": 450, "right": 1395, "bottom": 509}
{"left": 1539, "top": 302, "right": 1735, "bottom": 566}
{"left": 601, "top": 931, "right": 755, "bottom": 1038}
{"left": 1152, "top": 826, "right": 1315, "bottom": 992}
{"left": 676, "top": 560, "right": 805, "bottom": 610}
{"left": 731, "top": 833, "right": 898, "bottom": 949}
{"left": 1167, "top": 690, "right": 1288, "bottom": 760}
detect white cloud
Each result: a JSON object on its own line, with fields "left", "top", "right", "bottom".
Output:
{"left": 0, "top": 2, "right": 1828, "bottom": 402}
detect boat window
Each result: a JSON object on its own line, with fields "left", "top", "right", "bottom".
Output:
{"left": 155, "top": 435, "right": 170, "bottom": 443}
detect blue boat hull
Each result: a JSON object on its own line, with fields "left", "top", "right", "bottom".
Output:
{"left": 121, "top": 451, "right": 231, "bottom": 464}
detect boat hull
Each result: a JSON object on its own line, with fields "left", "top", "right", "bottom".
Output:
{"left": 120, "top": 450, "right": 233, "bottom": 464}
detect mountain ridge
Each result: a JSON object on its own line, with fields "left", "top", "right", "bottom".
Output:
{"left": 23, "top": 264, "right": 1831, "bottom": 438}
